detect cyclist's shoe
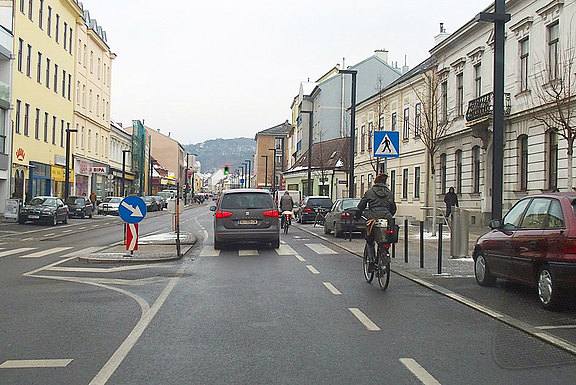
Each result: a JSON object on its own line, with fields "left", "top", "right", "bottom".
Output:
{"left": 368, "top": 262, "right": 377, "bottom": 272}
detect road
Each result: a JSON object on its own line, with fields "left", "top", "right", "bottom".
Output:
{"left": 1, "top": 204, "right": 575, "bottom": 384}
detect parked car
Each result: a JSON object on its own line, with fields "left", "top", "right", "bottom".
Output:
{"left": 97, "top": 196, "right": 123, "bottom": 215}
{"left": 143, "top": 196, "right": 159, "bottom": 212}
{"left": 473, "top": 192, "right": 576, "bottom": 310}
{"left": 65, "top": 196, "right": 93, "bottom": 218}
{"left": 295, "top": 196, "right": 333, "bottom": 224}
{"left": 323, "top": 198, "right": 366, "bottom": 237}
{"left": 210, "top": 189, "right": 280, "bottom": 249}
{"left": 19, "top": 196, "right": 69, "bottom": 226}
{"left": 155, "top": 195, "right": 167, "bottom": 210}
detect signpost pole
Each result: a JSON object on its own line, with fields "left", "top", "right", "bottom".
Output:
{"left": 176, "top": 182, "right": 181, "bottom": 257}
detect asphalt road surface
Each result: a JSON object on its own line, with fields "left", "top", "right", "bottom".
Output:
{"left": 1, "top": 205, "right": 575, "bottom": 384}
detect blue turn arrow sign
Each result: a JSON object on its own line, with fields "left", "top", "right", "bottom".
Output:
{"left": 118, "top": 196, "right": 147, "bottom": 224}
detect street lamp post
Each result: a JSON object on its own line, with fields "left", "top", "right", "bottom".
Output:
{"left": 261, "top": 155, "right": 269, "bottom": 189}
{"left": 64, "top": 127, "right": 78, "bottom": 201}
{"left": 185, "top": 153, "right": 189, "bottom": 205}
{"left": 300, "top": 111, "right": 313, "bottom": 197}
{"left": 269, "top": 148, "right": 277, "bottom": 195}
{"left": 245, "top": 160, "right": 252, "bottom": 188}
{"left": 122, "top": 149, "right": 130, "bottom": 197}
{"left": 339, "top": 69, "right": 357, "bottom": 198}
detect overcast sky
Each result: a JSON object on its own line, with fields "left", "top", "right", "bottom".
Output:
{"left": 84, "top": 0, "right": 491, "bottom": 145}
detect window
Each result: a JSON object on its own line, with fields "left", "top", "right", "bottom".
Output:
{"left": 90, "top": 51, "right": 93, "bottom": 73}
{"left": 360, "top": 125, "right": 365, "bottom": 152}
{"left": 379, "top": 115, "right": 384, "bottom": 130}
{"left": 455, "top": 150, "right": 463, "bottom": 193}
{"left": 521, "top": 198, "right": 550, "bottom": 229}
{"left": 63, "top": 22, "right": 67, "bottom": 50}
{"left": 68, "top": 27, "right": 73, "bottom": 54}
{"left": 360, "top": 174, "right": 365, "bottom": 195}
{"left": 519, "top": 135, "right": 528, "bottom": 191}
{"left": 28, "top": 0, "right": 33, "bottom": 20}
{"left": 53, "top": 64, "right": 58, "bottom": 93}
{"left": 95, "top": 133, "right": 99, "bottom": 154}
{"left": 414, "top": 103, "right": 422, "bottom": 136}
{"left": 390, "top": 170, "right": 396, "bottom": 198}
{"left": 391, "top": 112, "right": 397, "bottom": 131}
{"left": 45, "top": 57, "right": 50, "bottom": 88}
{"left": 440, "top": 153, "right": 447, "bottom": 193}
{"left": 44, "top": 112, "right": 48, "bottom": 142}
{"left": 440, "top": 80, "right": 448, "bottom": 122}
{"left": 34, "top": 108, "right": 40, "bottom": 139}
{"left": 82, "top": 85, "right": 86, "bottom": 107}
{"left": 47, "top": 6, "right": 51, "bottom": 36}
{"left": 24, "top": 104, "right": 30, "bottom": 136}
{"left": 368, "top": 173, "right": 373, "bottom": 189}
{"left": 548, "top": 130, "right": 558, "bottom": 190}
{"left": 62, "top": 69, "right": 66, "bottom": 97}
{"left": 83, "top": 44, "right": 86, "bottom": 66}
{"left": 36, "top": 52, "right": 42, "bottom": 83}
{"left": 414, "top": 166, "right": 421, "bottom": 199}
{"left": 520, "top": 38, "right": 529, "bottom": 91}
{"left": 52, "top": 116, "right": 56, "bottom": 145}
{"left": 68, "top": 74, "right": 71, "bottom": 100}
{"left": 547, "top": 199, "right": 565, "bottom": 229}
{"left": 96, "top": 95, "right": 100, "bottom": 116}
{"left": 368, "top": 122, "right": 373, "bottom": 152}
{"left": 88, "top": 129, "right": 91, "bottom": 152}
{"left": 75, "top": 124, "right": 79, "bottom": 147}
{"left": 89, "top": 89, "right": 92, "bottom": 112}
{"left": 26, "top": 44, "right": 31, "bottom": 77}
{"left": 17, "top": 39, "right": 23, "bottom": 72}
{"left": 60, "top": 120, "right": 64, "bottom": 147}
{"left": 548, "top": 22, "right": 559, "bottom": 81}
{"left": 474, "top": 63, "right": 482, "bottom": 97}
{"left": 15, "top": 100, "right": 21, "bottom": 134}
{"left": 55, "top": 14, "right": 60, "bottom": 43}
{"left": 76, "top": 81, "right": 80, "bottom": 104}
{"left": 77, "top": 40, "right": 81, "bottom": 63}
{"left": 38, "top": 0, "right": 43, "bottom": 29}
{"left": 456, "top": 73, "right": 464, "bottom": 116}
{"left": 81, "top": 126, "right": 84, "bottom": 149}
{"left": 502, "top": 198, "right": 531, "bottom": 230}
{"left": 472, "top": 146, "right": 480, "bottom": 193}
{"left": 97, "top": 58, "right": 101, "bottom": 78}
{"left": 20, "top": 0, "right": 24, "bottom": 13}
{"left": 402, "top": 169, "right": 409, "bottom": 199}
{"left": 403, "top": 108, "right": 410, "bottom": 140}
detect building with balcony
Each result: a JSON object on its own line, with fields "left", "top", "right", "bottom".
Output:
{"left": 0, "top": 4, "right": 13, "bottom": 213}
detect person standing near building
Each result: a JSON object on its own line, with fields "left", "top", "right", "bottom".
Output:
{"left": 444, "top": 187, "right": 459, "bottom": 218}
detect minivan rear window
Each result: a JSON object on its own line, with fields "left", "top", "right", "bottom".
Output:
{"left": 307, "top": 198, "right": 333, "bottom": 207}
{"left": 221, "top": 193, "right": 273, "bottom": 209}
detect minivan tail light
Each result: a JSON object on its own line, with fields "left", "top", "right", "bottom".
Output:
{"left": 563, "top": 238, "right": 576, "bottom": 254}
{"left": 341, "top": 212, "right": 351, "bottom": 220}
{"left": 304, "top": 208, "right": 313, "bottom": 214}
{"left": 263, "top": 210, "right": 279, "bottom": 218}
{"left": 215, "top": 210, "right": 233, "bottom": 218}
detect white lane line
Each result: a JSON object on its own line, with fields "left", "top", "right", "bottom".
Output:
{"left": 295, "top": 255, "right": 306, "bottom": 262}
{"left": 348, "top": 308, "right": 381, "bottom": 331}
{"left": 199, "top": 246, "right": 220, "bottom": 257}
{"left": 323, "top": 282, "right": 342, "bottom": 295}
{"left": 239, "top": 250, "right": 259, "bottom": 256}
{"left": 280, "top": 240, "right": 286, "bottom": 244}
{"left": 306, "top": 265, "right": 320, "bottom": 274}
{"left": 0, "top": 248, "right": 36, "bottom": 258}
{"left": 276, "top": 244, "right": 296, "bottom": 255}
{"left": 537, "top": 325, "right": 576, "bottom": 330}
{"left": 20, "top": 247, "right": 74, "bottom": 258}
{"left": 400, "top": 358, "right": 442, "bottom": 385}
{"left": 63, "top": 229, "right": 74, "bottom": 233}
{"left": 48, "top": 264, "right": 164, "bottom": 273}
{"left": 22, "top": 238, "right": 34, "bottom": 241}
{"left": 305, "top": 243, "right": 337, "bottom": 255}
{"left": 44, "top": 233, "right": 56, "bottom": 237}
{"left": 79, "top": 227, "right": 87, "bottom": 230}
{"left": 0, "top": 359, "right": 73, "bottom": 369}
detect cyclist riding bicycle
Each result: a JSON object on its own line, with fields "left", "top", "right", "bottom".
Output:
{"left": 355, "top": 173, "right": 397, "bottom": 270}
{"left": 279, "top": 191, "right": 294, "bottom": 229}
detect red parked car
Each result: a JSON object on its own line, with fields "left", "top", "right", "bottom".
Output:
{"left": 473, "top": 193, "right": 576, "bottom": 310}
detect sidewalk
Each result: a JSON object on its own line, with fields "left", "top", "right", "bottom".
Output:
{"left": 298, "top": 222, "right": 490, "bottom": 279}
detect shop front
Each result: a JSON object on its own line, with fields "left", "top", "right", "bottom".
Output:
{"left": 29, "top": 161, "right": 51, "bottom": 198}
{"left": 91, "top": 164, "right": 108, "bottom": 200}
{"left": 111, "top": 168, "right": 135, "bottom": 196}
{"left": 74, "top": 159, "right": 91, "bottom": 197}
{"left": 51, "top": 165, "right": 73, "bottom": 199}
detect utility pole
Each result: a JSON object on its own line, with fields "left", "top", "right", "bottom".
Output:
{"left": 340, "top": 69, "right": 357, "bottom": 198}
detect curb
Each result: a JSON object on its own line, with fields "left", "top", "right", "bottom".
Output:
{"left": 297, "top": 224, "right": 576, "bottom": 358}
{"left": 78, "top": 244, "right": 194, "bottom": 263}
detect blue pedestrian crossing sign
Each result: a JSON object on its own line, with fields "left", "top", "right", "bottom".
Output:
{"left": 374, "top": 131, "right": 400, "bottom": 158}
{"left": 119, "top": 196, "right": 147, "bottom": 224}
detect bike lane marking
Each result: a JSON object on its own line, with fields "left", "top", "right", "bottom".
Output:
{"left": 276, "top": 244, "right": 296, "bottom": 255}
{"left": 305, "top": 243, "right": 337, "bottom": 254}
{"left": 306, "top": 265, "right": 320, "bottom": 274}
{"left": 323, "top": 282, "right": 342, "bottom": 295}
{"left": 199, "top": 246, "right": 220, "bottom": 257}
{"left": 348, "top": 308, "right": 381, "bottom": 331}
{"left": 400, "top": 358, "right": 442, "bottom": 385}
{"left": 295, "top": 255, "right": 306, "bottom": 262}
{"left": 238, "top": 250, "right": 258, "bottom": 256}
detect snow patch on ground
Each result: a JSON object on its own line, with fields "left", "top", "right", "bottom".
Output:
{"left": 140, "top": 232, "right": 178, "bottom": 241}
{"left": 412, "top": 232, "right": 451, "bottom": 240}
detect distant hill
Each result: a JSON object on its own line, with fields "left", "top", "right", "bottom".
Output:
{"left": 183, "top": 138, "right": 256, "bottom": 174}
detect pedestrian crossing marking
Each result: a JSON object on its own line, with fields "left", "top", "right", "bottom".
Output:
{"left": 276, "top": 244, "right": 296, "bottom": 255}
{"left": 305, "top": 243, "right": 337, "bottom": 254}
{"left": 238, "top": 250, "right": 258, "bottom": 256}
{"left": 0, "top": 248, "right": 35, "bottom": 258}
{"left": 19, "top": 247, "right": 74, "bottom": 258}
{"left": 200, "top": 246, "right": 220, "bottom": 257}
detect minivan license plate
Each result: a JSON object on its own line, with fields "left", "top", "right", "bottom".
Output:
{"left": 239, "top": 219, "right": 257, "bottom": 225}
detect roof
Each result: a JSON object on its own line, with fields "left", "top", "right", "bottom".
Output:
{"left": 255, "top": 121, "right": 292, "bottom": 140}
{"left": 289, "top": 137, "right": 350, "bottom": 171}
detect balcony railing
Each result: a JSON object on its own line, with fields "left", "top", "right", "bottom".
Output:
{"left": 0, "top": 26, "right": 12, "bottom": 54}
{"left": 465, "top": 92, "right": 511, "bottom": 122}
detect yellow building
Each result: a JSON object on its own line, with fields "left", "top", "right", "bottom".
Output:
{"left": 11, "top": 0, "right": 82, "bottom": 201}
{"left": 72, "top": 8, "right": 114, "bottom": 199}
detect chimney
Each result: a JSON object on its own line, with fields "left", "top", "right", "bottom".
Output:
{"left": 402, "top": 55, "right": 410, "bottom": 74}
{"left": 168, "top": 132, "right": 171, "bottom": 137}
{"left": 374, "top": 49, "right": 388, "bottom": 63}
{"left": 434, "top": 22, "right": 450, "bottom": 45}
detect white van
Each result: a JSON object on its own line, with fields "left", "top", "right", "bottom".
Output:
{"left": 275, "top": 190, "right": 301, "bottom": 209}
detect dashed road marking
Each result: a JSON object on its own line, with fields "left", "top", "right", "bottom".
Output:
{"left": 306, "top": 265, "right": 320, "bottom": 274}
{"left": 305, "top": 243, "right": 337, "bottom": 254}
{"left": 323, "top": 282, "right": 342, "bottom": 295}
{"left": 199, "top": 246, "right": 220, "bottom": 257}
{"left": 19, "top": 247, "right": 74, "bottom": 258}
{"left": 400, "top": 358, "right": 442, "bottom": 385}
{"left": 537, "top": 325, "right": 576, "bottom": 330}
{"left": 276, "top": 244, "right": 296, "bottom": 255}
{"left": 238, "top": 250, "right": 258, "bottom": 256}
{"left": 295, "top": 255, "right": 306, "bottom": 262}
{"left": 348, "top": 308, "right": 380, "bottom": 331}
{"left": 0, "top": 248, "right": 35, "bottom": 258}
{"left": 44, "top": 233, "right": 55, "bottom": 237}
{"left": 0, "top": 359, "right": 73, "bottom": 369}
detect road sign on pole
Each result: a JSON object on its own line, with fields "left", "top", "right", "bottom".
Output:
{"left": 374, "top": 131, "right": 400, "bottom": 158}
{"left": 119, "top": 196, "right": 147, "bottom": 224}
{"left": 126, "top": 223, "right": 138, "bottom": 251}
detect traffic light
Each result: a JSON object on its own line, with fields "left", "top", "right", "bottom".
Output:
{"left": 224, "top": 166, "right": 229, "bottom": 175}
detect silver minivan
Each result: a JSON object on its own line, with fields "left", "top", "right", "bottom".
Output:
{"left": 210, "top": 189, "right": 280, "bottom": 249}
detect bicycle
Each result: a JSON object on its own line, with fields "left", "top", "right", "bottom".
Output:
{"left": 362, "top": 217, "right": 396, "bottom": 290}
{"left": 281, "top": 210, "right": 292, "bottom": 234}
{"left": 313, "top": 207, "right": 328, "bottom": 227}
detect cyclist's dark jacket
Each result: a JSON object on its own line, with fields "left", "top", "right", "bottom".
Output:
{"left": 279, "top": 194, "right": 294, "bottom": 212}
{"left": 356, "top": 183, "right": 396, "bottom": 220}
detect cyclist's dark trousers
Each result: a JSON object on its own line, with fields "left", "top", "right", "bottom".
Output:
{"left": 281, "top": 215, "right": 291, "bottom": 228}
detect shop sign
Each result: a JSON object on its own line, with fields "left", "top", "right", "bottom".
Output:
{"left": 51, "top": 166, "right": 74, "bottom": 182}
{"left": 15, "top": 148, "right": 25, "bottom": 161}
{"left": 54, "top": 155, "right": 66, "bottom": 166}
{"left": 78, "top": 161, "right": 92, "bottom": 176}
{"left": 93, "top": 166, "right": 107, "bottom": 174}
{"left": 5, "top": 199, "right": 20, "bottom": 219}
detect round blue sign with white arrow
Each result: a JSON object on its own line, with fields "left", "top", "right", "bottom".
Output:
{"left": 119, "top": 196, "right": 147, "bottom": 224}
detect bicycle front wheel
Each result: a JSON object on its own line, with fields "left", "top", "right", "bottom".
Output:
{"left": 363, "top": 243, "right": 375, "bottom": 283}
{"left": 284, "top": 221, "right": 289, "bottom": 234}
{"left": 376, "top": 246, "right": 391, "bottom": 290}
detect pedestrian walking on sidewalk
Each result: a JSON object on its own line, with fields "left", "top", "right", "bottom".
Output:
{"left": 444, "top": 187, "right": 459, "bottom": 218}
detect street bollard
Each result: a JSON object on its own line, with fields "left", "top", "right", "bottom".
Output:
{"left": 438, "top": 223, "right": 443, "bottom": 274}
{"left": 404, "top": 219, "right": 409, "bottom": 263}
{"left": 420, "top": 221, "right": 424, "bottom": 268}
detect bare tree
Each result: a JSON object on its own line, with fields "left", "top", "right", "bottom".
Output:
{"left": 368, "top": 74, "right": 389, "bottom": 174}
{"left": 528, "top": 36, "right": 576, "bottom": 190}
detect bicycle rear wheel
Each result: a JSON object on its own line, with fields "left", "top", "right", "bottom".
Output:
{"left": 363, "top": 243, "right": 375, "bottom": 283}
{"left": 376, "top": 245, "right": 391, "bottom": 290}
{"left": 283, "top": 220, "right": 289, "bottom": 234}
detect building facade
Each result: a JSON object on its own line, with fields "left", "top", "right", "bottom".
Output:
{"left": 0, "top": 2, "right": 13, "bottom": 213}
{"left": 254, "top": 121, "right": 291, "bottom": 191}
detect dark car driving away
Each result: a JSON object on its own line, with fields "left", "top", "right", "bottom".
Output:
{"left": 473, "top": 192, "right": 576, "bottom": 310}
{"left": 19, "top": 196, "right": 69, "bottom": 226}
{"left": 65, "top": 196, "right": 93, "bottom": 218}
{"left": 295, "top": 196, "right": 333, "bottom": 224}
{"left": 323, "top": 198, "right": 366, "bottom": 237}
{"left": 210, "top": 189, "right": 280, "bottom": 249}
